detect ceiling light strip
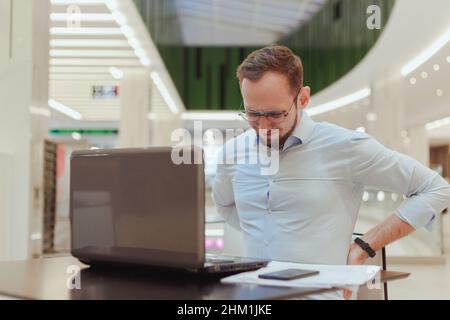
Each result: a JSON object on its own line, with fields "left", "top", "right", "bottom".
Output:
{"left": 307, "top": 88, "right": 371, "bottom": 116}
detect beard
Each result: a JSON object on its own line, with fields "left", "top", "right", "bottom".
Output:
{"left": 257, "top": 111, "right": 298, "bottom": 149}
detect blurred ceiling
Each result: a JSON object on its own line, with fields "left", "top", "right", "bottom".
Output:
{"left": 308, "top": 0, "right": 450, "bottom": 142}
{"left": 48, "top": 0, "right": 450, "bottom": 146}
{"left": 48, "top": 0, "right": 326, "bottom": 125}
{"left": 175, "top": 0, "right": 327, "bottom": 45}
{"left": 49, "top": 0, "right": 182, "bottom": 124}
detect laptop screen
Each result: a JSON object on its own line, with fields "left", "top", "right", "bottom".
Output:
{"left": 70, "top": 147, "right": 205, "bottom": 268}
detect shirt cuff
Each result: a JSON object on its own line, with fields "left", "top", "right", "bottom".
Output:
{"left": 395, "top": 196, "right": 438, "bottom": 231}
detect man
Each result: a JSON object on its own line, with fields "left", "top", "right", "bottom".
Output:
{"left": 212, "top": 45, "right": 450, "bottom": 299}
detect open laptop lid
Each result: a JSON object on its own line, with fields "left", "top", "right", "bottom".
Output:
{"left": 70, "top": 146, "right": 205, "bottom": 269}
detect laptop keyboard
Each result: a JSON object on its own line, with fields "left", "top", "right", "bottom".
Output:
{"left": 205, "top": 256, "right": 235, "bottom": 264}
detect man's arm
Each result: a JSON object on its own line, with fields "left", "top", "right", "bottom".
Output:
{"left": 347, "top": 214, "right": 415, "bottom": 265}
{"left": 349, "top": 131, "right": 450, "bottom": 233}
{"left": 344, "top": 132, "right": 450, "bottom": 298}
{"left": 344, "top": 214, "right": 415, "bottom": 300}
{"left": 212, "top": 159, "right": 242, "bottom": 232}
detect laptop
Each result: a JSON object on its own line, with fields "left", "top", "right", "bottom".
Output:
{"left": 70, "top": 146, "right": 268, "bottom": 274}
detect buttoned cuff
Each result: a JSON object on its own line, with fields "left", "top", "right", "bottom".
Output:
{"left": 395, "top": 196, "right": 438, "bottom": 231}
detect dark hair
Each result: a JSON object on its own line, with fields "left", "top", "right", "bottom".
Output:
{"left": 236, "top": 45, "right": 303, "bottom": 94}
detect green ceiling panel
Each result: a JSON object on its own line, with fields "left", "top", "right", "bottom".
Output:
{"left": 134, "top": 0, "right": 396, "bottom": 110}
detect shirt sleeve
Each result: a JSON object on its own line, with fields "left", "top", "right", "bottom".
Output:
{"left": 212, "top": 149, "right": 242, "bottom": 231}
{"left": 349, "top": 131, "right": 450, "bottom": 230}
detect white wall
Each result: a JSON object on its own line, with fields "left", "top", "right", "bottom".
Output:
{"left": 150, "top": 113, "right": 183, "bottom": 146}
{"left": 118, "top": 69, "right": 151, "bottom": 148}
{"left": 309, "top": 0, "right": 450, "bottom": 163}
{"left": 0, "top": 0, "right": 49, "bottom": 261}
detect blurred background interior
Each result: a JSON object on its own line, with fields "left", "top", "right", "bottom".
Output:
{"left": 1, "top": 0, "right": 450, "bottom": 299}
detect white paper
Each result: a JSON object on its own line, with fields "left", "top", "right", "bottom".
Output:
{"left": 221, "top": 261, "right": 380, "bottom": 289}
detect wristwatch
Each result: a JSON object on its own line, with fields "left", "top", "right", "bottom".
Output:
{"left": 354, "top": 237, "right": 376, "bottom": 258}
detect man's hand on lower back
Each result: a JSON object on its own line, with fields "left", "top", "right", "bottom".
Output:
{"left": 343, "top": 243, "right": 369, "bottom": 300}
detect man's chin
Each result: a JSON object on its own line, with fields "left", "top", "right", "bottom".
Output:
{"left": 258, "top": 134, "right": 285, "bottom": 149}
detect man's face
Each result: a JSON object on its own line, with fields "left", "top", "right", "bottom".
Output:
{"left": 241, "top": 72, "right": 310, "bottom": 147}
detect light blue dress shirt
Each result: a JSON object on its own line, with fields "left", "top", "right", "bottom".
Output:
{"left": 212, "top": 111, "right": 450, "bottom": 266}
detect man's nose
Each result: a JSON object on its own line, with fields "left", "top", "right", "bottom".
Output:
{"left": 258, "top": 116, "right": 272, "bottom": 130}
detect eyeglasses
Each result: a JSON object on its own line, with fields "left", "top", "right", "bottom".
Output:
{"left": 238, "top": 91, "right": 300, "bottom": 124}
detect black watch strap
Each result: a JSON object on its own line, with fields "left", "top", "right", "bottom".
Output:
{"left": 354, "top": 237, "right": 376, "bottom": 258}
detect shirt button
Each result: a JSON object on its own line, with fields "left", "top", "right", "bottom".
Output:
{"left": 264, "top": 240, "right": 269, "bottom": 246}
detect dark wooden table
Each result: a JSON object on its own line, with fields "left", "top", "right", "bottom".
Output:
{"left": 0, "top": 256, "right": 340, "bottom": 300}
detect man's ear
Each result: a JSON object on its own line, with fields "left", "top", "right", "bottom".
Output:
{"left": 298, "top": 86, "right": 311, "bottom": 109}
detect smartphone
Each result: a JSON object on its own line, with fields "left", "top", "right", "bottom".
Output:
{"left": 258, "top": 268, "right": 320, "bottom": 281}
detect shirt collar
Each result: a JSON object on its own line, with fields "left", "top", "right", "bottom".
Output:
{"left": 253, "top": 110, "right": 315, "bottom": 149}
{"left": 290, "top": 109, "right": 315, "bottom": 145}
